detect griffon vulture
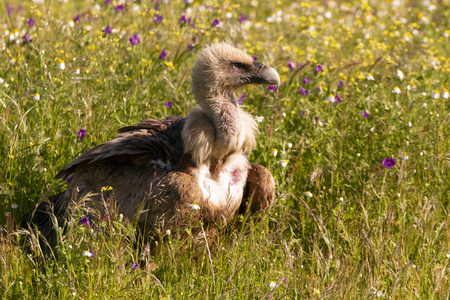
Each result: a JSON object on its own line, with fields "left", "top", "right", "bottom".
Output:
{"left": 23, "top": 42, "right": 279, "bottom": 241}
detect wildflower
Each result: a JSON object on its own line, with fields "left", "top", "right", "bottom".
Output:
{"left": 129, "top": 34, "right": 140, "bottom": 45}
{"left": 77, "top": 129, "right": 86, "bottom": 141}
{"left": 82, "top": 250, "right": 93, "bottom": 257}
{"left": 397, "top": 70, "right": 404, "bottom": 80}
{"left": 239, "top": 13, "right": 248, "bottom": 22}
{"left": 165, "top": 101, "right": 173, "bottom": 109}
{"left": 212, "top": 18, "right": 220, "bottom": 27}
{"left": 442, "top": 89, "right": 449, "bottom": 99}
{"left": 105, "top": 0, "right": 110, "bottom": 4}
{"left": 362, "top": 111, "right": 369, "bottom": 118}
{"left": 287, "top": 60, "right": 295, "bottom": 70}
{"left": 154, "top": 14, "right": 163, "bottom": 23}
{"left": 268, "top": 85, "right": 278, "bottom": 93}
{"left": 335, "top": 95, "right": 342, "bottom": 103}
{"left": 73, "top": 15, "right": 80, "bottom": 22}
{"left": 118, "top": 214, "right": 123, "bottom": 222}
{"left": 26, "top": 17, "right": 35, "bottom": 27}
{"left": 165, "top": 229, "right": 171, "bottom": 235}
{"left": 75, "top": 68, "right": 80, "bottom": 75}
{"left": 255, "top": 116, "right": 264, "bottom": 123}
{"left": 431, "top": 90, "right": 440, "bottom": 99}
{"left": 79, "top": 216, "right": 90, "bottom": 226}
{"left": 287, "top": 143, "right": 293, "bottom": 148}
{"left": 280, "top": 159, "right": 288, "bottom": 168}
{"left": 382, "top": 158, "right": 396, "bottom": 168}
{"left": 271, "top": 148, "right": 278, "bottom": 157}
{"left": 11, "top": 203, "right": 18, "bottom": 209}
{"left": 57, "top": 60, "right": 65, "bottom": 70}
{"left": 67, "top": 176, "right": 73, "bottom": 183}
{"left": 103, "top": 26, "right": 112, "bottom": 35}
{"left": 180, "top": 13, "right": 188, "bottom": 24}
{"left": 303, "top": 78, "right": 311, "bottom": 85}
{"left": 326, "top": 94, "right": 336, "bottom": 103}
{"left": 401, "top": 152, "right": 409, "bottom": 160}
{"left": 314, "top": 65, "right": 323, "bottom": 73}
{"left": 299, "top": 88, "right": 309, "bottom": 95}
{"left": 22, "top": 33, "right": 32, "bottom": 43}
{"left": 238, "top": 92, "right": 246, "bottom": 103}
{"left": 101, "top": 186, "right": 113, "bottom": 192}
{"left": 132, "top": 263, "right": 138, "bottom": 270}
{"left": 391, "top": 87, "right": 401, "bottom": 94}
{"left": 115, "top": 4, "right": 124, "bottom": 13}
{"left": 303, "top": 191, "right": 313, "bottom": 197}
{"left": 159, "top": 50, "right": 167, "bottom": 59}
{"left": 252, "top": 56, "right": 258, "bottom": 61}
{"left": 365, "top": 73, "right": 374, "bottom": 80}
{"left": 269, "top": 281, "right": 276, "bottom": 289}
{"left": 190, "top": 203, "right": 200, "bottom": 210}
{"left": 33, "top": 93, "right": 40, "bottom": 101}
{"left": 7, "top": 3, "right": 12, "bottom": 16}
{"left": 338, "top": 80, "right": 344, "bottom": 88}
{"left": 68, "top": 20, "right": 75, "bottom": 28}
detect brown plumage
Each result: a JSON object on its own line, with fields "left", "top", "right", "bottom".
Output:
{"left": 22, "top": 43, "right": 279, "bottom": 241}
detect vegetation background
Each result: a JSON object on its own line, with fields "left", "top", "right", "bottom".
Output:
{"left": 0, "top": 0, "right": 449, "bottom": 298}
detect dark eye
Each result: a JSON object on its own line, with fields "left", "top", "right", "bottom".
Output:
{"left": 231, "top": 63, "right": 240, "bottom": 71}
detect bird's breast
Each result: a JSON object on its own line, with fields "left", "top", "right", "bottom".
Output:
{"left": 191, "top": 153, "right": 249, "bottom": 216}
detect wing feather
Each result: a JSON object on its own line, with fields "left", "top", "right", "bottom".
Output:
{"left": 56, "top": 116, "right": 185, "bottom": 180}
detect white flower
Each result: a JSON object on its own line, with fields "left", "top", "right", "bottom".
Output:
{"left": 225, "top": 12, "right": 232, "bottom": 18}
{"left": 356, "top": 153, "right": 361, "bottom": 157}
{"left": 431, "top": 90, "right": 440, "bottom": 99}
{"left": 303, "top": 191, "right": 313, "bottom": 197}
{"left": 11, "top": 203, "right": 18, "bottom": 209}
{"left": 401, "top": 152, "right": 409, "bottom": 160}
{"left": 280, "top": 159, "right": 288, "bottom": 168}
{"left": 326, "top": 94, "right": 336, "bottom": 103}
{"left": 287, "top": 143, "right": 293, "bottom": 148}
{"left": 271, "top": 148, "right": 278, "bottom": 157}
{"left": 75, "top": 68, "right": 80, "bottom": 75}
{"left": 269, "top": 281, "right": 276, "bottom": 289}
{"left": 190, "top": 204, "right": 200, "bottom": 210}
{"left": 442, "top": 89, "right": 449, "bottom": 99}
{"left": 396, "top": 70, "right": 404, "bottom": 80}
{"left": 408, "top": 122, "right": 412, "bottom": 127}
{"left": 57, "top": 60, "right": 65, "bottom": 70}
{"left": 33, "top": 93, "right": 40, "bottom": 101}
{"left": 365, "top": 73, "right": 374, "bottom": 80}
{"left": 118, "top": 213, "right": 123, "bottom": 222}
{"left": 423, "top": 103, "right": 428, "bottom": 108}
{"left": 68, "top": 20, "right": 75, "bottom": 28}
{"left": 255, "top": 116, "right": 264, "bottom": 123}
{"left": 391, "top": 86, "right": 401, "bottom": 94}
{"left": 82, "top": 250, "right": 93, "bottom": 257}
{"left": 165, "top": 229, "right": 171, "bottom": 235}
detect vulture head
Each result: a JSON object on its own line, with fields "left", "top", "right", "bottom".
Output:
{"left": 191, "top": 42, "right": 280, "bottom": 108}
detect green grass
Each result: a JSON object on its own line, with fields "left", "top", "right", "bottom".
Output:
{"left": 1, "top": 0, "right": 450, "bottom": 298}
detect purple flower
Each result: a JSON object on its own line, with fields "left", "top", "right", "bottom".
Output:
{"left": 67, "top": 176, "right": 73, "bottom": 184}
{"left": 187, "top": 44, "right": 194, "bottom": 51}
{"left": 105, "top": 0, "right": 111, "bottom": 4}
{"left": 314, "top": 116, "right": 319, "bottom": 122}
{"left": 22, "top": 33, "right": 32, "bottom": 43}
{"left": 314, "top": 65, "right": 323, "bottom": 73}
{"left": 335, "top": 94, "right": 342, "bottom": 103}
{"left": 79, "top": 216, "right": 90, "bottom": 226}
{"left": 103, "top": 26, "right": 112, "bottom": 35}
{"left": 239, "top": 13, "right": 248, "bottom": 22}
{"left": 299, "top": 88, "right": 309, "bottom": 95}
{"left": 129, "top": 34, "right": 140, "bottom": 45}
{"left": 180, "top": 13, "right": 187, "bottom": 24}
{"left": 166, "top": 101, "right": 173, "bottom": 109}
{"left": 382, "top": 158, "right": 396, "bottom": 168}
{"left": 77, "top": 129, "right": 86, "bottom": 141}
{"left": 115, "top": 4, "right": 124, "bottom": 13}
{"left": 268, "top": 85, "right": 278, "bottom": 93}
{"left": 252, "top": 56, "right": 258, "bottom": 61}
{"left": 362, "top": 111, "right": 369, "bottom": 118}
{"left": 26, "top": 17, "right": 34, "bottom": 27}
{"left": 303, "top": 78, "right": 311, "bottom": 85}
{"left": 132, "top": 263, "right": 138, "bottom": 270}
{"left": 159, "top": 50, "right": 167, "bottom": 59}
{"left": 287, "top": 60, "right": 296, "bottom": 70}
{"left": 212, "top": 18, "right": 220, "bottom": 27}
{"left": 238, "top": 92, "right": 246, "bottom": 103}
{"left": 7, "top": 3, "right": 12, "bottom": 16}
{"left": 73, "top": 15, "right": 80, "bottom": 22}
{"left": 338, "top": 80, "right": 345, "bottom": 88}
{"left": 154, "top": 14, "right": 163, "bottom": 23}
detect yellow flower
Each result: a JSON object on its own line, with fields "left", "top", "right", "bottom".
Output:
{"left": 101, "top": 186, "right": 113, "bottom": 192}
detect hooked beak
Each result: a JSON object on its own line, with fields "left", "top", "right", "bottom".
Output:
{"left": 249, "top": 62, "right": 281, "bottom": 87}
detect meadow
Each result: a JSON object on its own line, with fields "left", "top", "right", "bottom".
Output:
{"left": 1, "top": 0, "right": 449, "bottom": 298}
